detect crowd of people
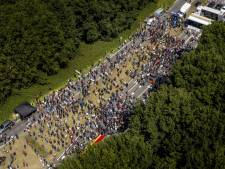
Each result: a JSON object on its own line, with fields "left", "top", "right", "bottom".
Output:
{"left": 1, "top": 13, "right": 201, "bottom": 169}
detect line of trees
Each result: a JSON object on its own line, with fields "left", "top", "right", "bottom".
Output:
{"left": 59, "top": 22, "right": 225, "bottom": 169}
{"left": 0, "top": 0, "right": 153, "bottom": 103}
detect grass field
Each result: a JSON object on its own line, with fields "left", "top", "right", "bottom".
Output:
{"left": 26, "top": 136, "right": 48, "bottom": 158}
{"left": 0, "top": 134, "right": 43, "bottom": 169}
{"left": 0, "top": 0, "right": 175, "bottom": 123}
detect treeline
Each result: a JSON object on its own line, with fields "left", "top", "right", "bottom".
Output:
{"left": 59, "top": 22, "right": 225, "bottom": 169}
{"left": 0, "top": 0, "right": 152, "bottom": 103}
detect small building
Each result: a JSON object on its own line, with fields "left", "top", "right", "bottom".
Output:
{"left": 14, "top": 102, "right": 37, "bottom": 120}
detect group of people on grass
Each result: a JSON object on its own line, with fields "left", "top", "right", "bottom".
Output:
{"left": 3, "top": 13, "right": 201, "bottom": 169}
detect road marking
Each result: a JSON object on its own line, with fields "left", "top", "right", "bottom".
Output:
{"left": 137, "top": 86, "right": 149, "bottom": 98}
{"left": 57, "top": 143, "right": 73, "bottom": 161}
{"left": 128, "top": 79, "right": 135, "bottom": 85}
{"left": 128, "top": 81, "right": 138, "bottom": 93}
{"left": 127, "top": 80, "right": 137, "bottom": 89}
{"left": 184, "top": 35, "right": 193, "bottom": 45}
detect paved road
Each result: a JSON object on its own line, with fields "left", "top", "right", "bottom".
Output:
{"left": 0, "top": 0, "right": 191, "bottom": 147}
{"left": 169, "top": 0, "right": 187, "bottom": 13}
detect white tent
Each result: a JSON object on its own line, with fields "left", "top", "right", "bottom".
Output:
{"left": 180, "top": 2, "right": 191, "bottom": 14}
{"left": 187, "top": 13, "right": 212, "bottom": 26}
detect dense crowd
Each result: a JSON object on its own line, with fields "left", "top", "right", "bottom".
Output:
{"left": 2, "top": 13, "right": 201, "bottom": 169}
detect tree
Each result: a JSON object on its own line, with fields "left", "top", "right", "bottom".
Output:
{"left": 0, "top": 0, "right": 153, "bottom": 104}
{"left": 60, "top": 134, "right": 152, "bottom": 169}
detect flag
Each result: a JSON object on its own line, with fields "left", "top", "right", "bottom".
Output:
{"left": 92, "top": 135, "right": 105, "bottom": 145}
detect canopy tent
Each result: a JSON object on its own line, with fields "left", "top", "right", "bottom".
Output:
{"left": 187, "top": 13, "right": 212, "bottom": 26}
{"left": 15, "top": 102, "right": 37, "bottom": 119}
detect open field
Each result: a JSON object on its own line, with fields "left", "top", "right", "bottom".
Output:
{"left": 0, "top": 0, "right": 175, "bottom": 123}
{"left": 0, "top": 133, "right": 43, "bottom": 169}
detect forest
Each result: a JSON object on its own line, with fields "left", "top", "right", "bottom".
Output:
{"left": 0, "top": 0, "right": 153, "bottom": 103}
{"left": 59, "top": 22, "right": 225, "bottom": 169}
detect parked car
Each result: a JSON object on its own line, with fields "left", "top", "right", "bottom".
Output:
{"left": 0, "top": 120, "right": 15, "bottom": 134}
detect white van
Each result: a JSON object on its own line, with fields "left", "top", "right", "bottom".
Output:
{"left": 178, "top": 2, "right": 191, "bottom": 18}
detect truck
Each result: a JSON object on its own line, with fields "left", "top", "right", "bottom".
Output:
{"left": 178, "top": 2, "right": 192, "bottom": 18}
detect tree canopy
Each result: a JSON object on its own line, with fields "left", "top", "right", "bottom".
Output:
{"left": 60, "top": 134, "right": 152, "bottom": 169}
{"left": 0, "top": 0, "right": 152, "bottom": 103}
{"left": 59, "top": 22, "right": 225, "bottom": 169}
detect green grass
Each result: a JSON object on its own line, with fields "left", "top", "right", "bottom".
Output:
{"left": 0, "top": 0, "right": 175, "bottom": 123}
{"left": 26, "top": 136, "right": 48, "bottom": 158}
